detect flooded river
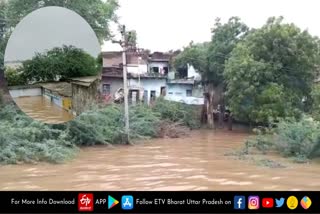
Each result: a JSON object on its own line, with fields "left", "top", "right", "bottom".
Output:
{"left": 14, "top": 96, "right": 74, "bottom": 124}
{"left": 0, "top": 129, "right": 320, "bottom": 191}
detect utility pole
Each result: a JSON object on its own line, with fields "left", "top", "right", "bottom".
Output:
{"left": 113, "top": 25, "right": 130, "bottom": 143}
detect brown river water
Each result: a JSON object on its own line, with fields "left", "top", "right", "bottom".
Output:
{"left": 14, "top": 96, "right": 74, "bottom": 124}
{"left": 0, "top": 129, "right": 319, "bottom": 191}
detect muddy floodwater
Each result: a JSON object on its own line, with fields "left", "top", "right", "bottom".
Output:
{"left": 0, "top": 129, "right": 320, "bottom": 190}
{"left": 14, "top": 96, "right": 74, "bottom": 124}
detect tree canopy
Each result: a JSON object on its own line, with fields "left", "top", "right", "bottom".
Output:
{"left": 173, "top": 17, "right": 248, "bottom": 86}
{"left": 224, "top": 17, "right": 320, "bottom": 124}
{"left": 21, "top": 45, "right": 99, "bottom": 83}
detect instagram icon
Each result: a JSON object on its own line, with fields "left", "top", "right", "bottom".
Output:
{"left": 248, "top": 196, "right": 260, "bottom": 210}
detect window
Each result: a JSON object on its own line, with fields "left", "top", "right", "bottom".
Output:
{"left": 102, "top": 84, "right": 111, "bottom": 95}
{"left": 151, "top": 67, "right": 159, "bottom": 73}
{"left": 186, "top": 89, "right": 192, "bottom": 97}
{"left": 168, "top": 92, "right": 173, "bottom": 95}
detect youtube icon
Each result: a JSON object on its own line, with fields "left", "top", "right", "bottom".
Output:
{"left": 262, "top": 198, "right": 274, "bottom": 208}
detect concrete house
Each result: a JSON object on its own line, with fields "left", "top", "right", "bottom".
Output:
{"left": 101, "top": 51, "right": 168, "bottom": 105}
{"left": 165, "top": 64, "right": 204, "bottom": 105}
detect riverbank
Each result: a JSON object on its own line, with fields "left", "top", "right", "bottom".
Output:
{"left": 1, "top": 129, "right": 319, "bottom": 191}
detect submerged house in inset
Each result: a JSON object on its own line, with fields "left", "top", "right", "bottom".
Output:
{"left": 40, "top": 82, "right": 73, "bottom": 111}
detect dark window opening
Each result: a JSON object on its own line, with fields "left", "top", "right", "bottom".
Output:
{"left": 163, "top": 67, "right": 169, "bottom": 75}
{"left": 186, "top": 89, "right": 192, "bottom": 97}
{"left": 151, "top": 67, "right": 159, "bottom": 73}
{"left": 102, "top": 84, "right": 111, "bottom": 95}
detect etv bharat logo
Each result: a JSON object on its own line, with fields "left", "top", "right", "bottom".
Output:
{"left": 78, "top": 193, "right": 94, "bottom": 212}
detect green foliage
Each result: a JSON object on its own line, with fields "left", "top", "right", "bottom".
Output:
{"left": 22, "top": 45, "right": 99, "bottom": 82}
{"left": 4, "top": 67, "right": 27, "bottom": 86}
{"left": 173, "top": 42, "right": 209, "bottom": 76}
{"left": 66, "top": 105, "right": 125, "bottom": 145}
{"left": 207, "top": 17, "right": 249, "bottom": 84}
{"left": 311, "top": 84, "right": 320, "bottom": 120}
{"left": 225, "top": 17, "right": 320, "bottom": 124}
{"left": 153, "top": 97, "right": 201, "bottom": 129}
{"left": 0, "top": 105, "right": 77, "bottom": 164}
{"left": 247, "top": 116, "right": 320, "bottom": 161}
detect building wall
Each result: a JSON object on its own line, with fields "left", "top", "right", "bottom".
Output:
{"left": 149, "top": 62, "right": 169, "bottom": 73}
{"left": 129, "top": 78, "right": 166, "bottom": 104}
{"left": 43, "top": 88, "right": 63, "bottom": 108}
{"left": 166, "top": 84, "right": 193, "bottom": 98}
{"left": 101, "top": 77, "right": 123, "bottom": 96}
{"left": 127, "top": 64, "right": 148, "bottom": 74}
{"left": 72, "top": 80, "right": 100, "bottom": 115}
{"left": 165, "top": 84, "right": 204, "bottom": 105}
{"left": 9, "top": 88, "right": 42, "bottom": 98}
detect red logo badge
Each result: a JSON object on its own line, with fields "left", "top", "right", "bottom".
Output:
{"left": 262, "top": 198, "right": 274, "bottom": 208}
{"left": 78, "top": 193, "right": 94, "bottom": 212}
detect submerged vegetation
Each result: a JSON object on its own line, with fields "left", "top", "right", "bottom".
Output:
{"left": 0, "top": 99, "right": 200, "bottom": 164}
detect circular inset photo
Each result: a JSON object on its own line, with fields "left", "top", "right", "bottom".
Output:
{"left": 4, "top": 6, "right": 101, "bottom": 124}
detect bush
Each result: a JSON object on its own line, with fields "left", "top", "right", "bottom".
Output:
{"left": 4, "top": 67, "right": 27, "bottom": 86}
{"left": 153, "top": 97, "right": 201, "bottom": 129}
{"left": 0, "top": 102, "right": 194, "bottom": 164}
{"left": 311, "top": 84, "right": 320, "bottom": 121}
{"left": 247, "top": 116, "right": 320, "bottom": 161}
{"left": 0, "top": 105, "right": 77, "bottom": 164}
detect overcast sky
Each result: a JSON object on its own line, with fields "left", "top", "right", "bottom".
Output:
{"left": 103, "top": 0, "right": 320, "bottom": 52}
{"left": 5, "top": 6, "right": 100, "bottom": 62}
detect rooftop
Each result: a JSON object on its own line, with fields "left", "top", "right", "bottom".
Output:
{"left": 40, "top": 82, "right": 72, "bottom": 97}
{"left": 69, "top": 76, "right": 100, "bottom": 87}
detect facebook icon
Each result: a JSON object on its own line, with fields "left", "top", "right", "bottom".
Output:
{"left": 234, "top": 196, "right": 246, "bottom": 210}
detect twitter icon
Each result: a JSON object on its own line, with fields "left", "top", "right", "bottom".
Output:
{"left": 275, "top": 198, "right": 285, "bottom": 207}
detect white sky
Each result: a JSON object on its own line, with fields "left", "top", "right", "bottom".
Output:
{"left": 102, "top": 0, "right": 320, "bottom": 52}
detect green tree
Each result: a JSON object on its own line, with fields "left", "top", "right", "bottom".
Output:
{"left": 311, "top": 83, "right": 320, "bottom": 120}
{"left": 225, "top": 17, "right": 320, "bottom": 124}
{"left": 4, "top": 67, "right": 27, "bottom": 86}
{"left": 22, "top": 45, "right": 99, "bottom": 82}
{"left": 173, "top": 17, "right": 248, "bottom": 128}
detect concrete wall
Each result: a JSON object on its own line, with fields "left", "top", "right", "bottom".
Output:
{"left": 101, "top": 77, "right": 123, "bottom": 96}
{"left": 165, "top": 84, "right": 204, "bottom": 105}
{"left": 166, "top": 84, "right": 193, "bottom": 97}
{"left": 9, "top": 88, "right": 42, "bottom": 98}
{"left": 149, "top": 62, "right": 169, "bottom": 73}
{"left": 129, "top": 78, "right": 166, "bottom": 104}
{"left": 72, "top": 79, "right": 100, "bottom": 115}
{"left": 127, "top": 64, "right": 148, "bottom": 74}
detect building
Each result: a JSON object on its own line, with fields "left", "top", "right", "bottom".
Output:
{"left": 165, "top": 64, "right": 204, "bottom": 105}
{"left": 69, "top": 76, "right": 101, "bottom": 115}
{"left": 101, "top": 51, "right": 168, "bottom": 105}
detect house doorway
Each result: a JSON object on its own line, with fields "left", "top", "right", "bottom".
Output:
{"left": 129, "top": 89, "right": 140, "bottom": 105}
{"left": 161, "top": 87, "right": 166, "bottom": 96}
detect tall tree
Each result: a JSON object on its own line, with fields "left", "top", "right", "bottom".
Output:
{"left": 225, "top": 17, "right": 320, "bottom": 124}
{"left": 173, "top": 17, "right": 248, "bottom": 128}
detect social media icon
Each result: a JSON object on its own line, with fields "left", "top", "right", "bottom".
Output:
{"left": 78, "top": 193, "right": 94, "bottom": 212}
{"left": 122, "top": 195, "right": 134, "bottom": 210}
{"left": 275, "top": 198, "right": 285, "bottom": 207}
{"left": 108, "top": 195, "right": 119, "bottom": 209}
{"left": 234, "top": 196, "right": 246, "bottom": 210}
{"left": 300, "top": 196, "right": 312, "bottom": 209}
{"left": 287, "top": 196, "right": 298, "bottom": 210}
{"left": 262, "top": 198, "right": 274, "bottom": 208}
{"left": 248, "top": 196, "right": 260, "bottom": 210}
